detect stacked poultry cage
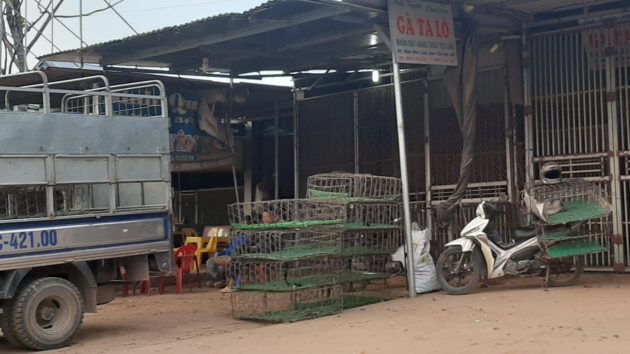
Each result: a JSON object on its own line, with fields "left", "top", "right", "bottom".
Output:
{"left": 522, "top": 178, "right": 612, "bottom": 259}
{"left": 227, "top": 173, "right": 403, "bottom": 322}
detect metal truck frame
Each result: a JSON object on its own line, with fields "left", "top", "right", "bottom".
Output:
{"left": 0, "top": 71, "right": 172, "bottom": 350}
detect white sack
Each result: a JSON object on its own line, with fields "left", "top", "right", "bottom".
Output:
{"left": 391, "top": 224, "right": 441, "bottom": 293}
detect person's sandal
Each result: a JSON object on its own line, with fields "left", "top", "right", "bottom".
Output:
{"left": 213, "top": 280, "right": 226, "bottom": 289}
{"left": 220, "top": 286, "right": 235, "bottom": 293}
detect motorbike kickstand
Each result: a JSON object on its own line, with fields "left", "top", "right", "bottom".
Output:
{"left": 543, "top": 265, "right": 550, "bottom": 291}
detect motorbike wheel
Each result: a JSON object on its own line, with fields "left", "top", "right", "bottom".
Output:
{"left": 436, "top": 246, "right": 482, "bottom": 295}
{"left": 547, "top": 255, "right": 585, "bottom": 287}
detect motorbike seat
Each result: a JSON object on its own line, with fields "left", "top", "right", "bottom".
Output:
{"left": 513, "top": 226, "right": 537, "bottom": 242}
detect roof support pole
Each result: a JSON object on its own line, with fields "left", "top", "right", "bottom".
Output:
{"left": 293, "top": 89, "right": 301, "bottom": 199}
{"left": 274, "top": 98, "right": 280, "bottom": 199}
{"left": 392, "top": 56, "right": 416, "bottom": 298}
{"left": 377, "top": 22, "right": 416, "bottom": 297}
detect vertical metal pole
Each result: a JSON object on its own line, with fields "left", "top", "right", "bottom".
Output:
{"left": 522, "top": 28, "right": 534, "bottom": 187}
{"left": 552, "top": 35, "right": 560, "bottom": 156}
{"left": 244, "top": 122, "right": 253, "bottom": 204}
{"left": 587, "top": 34, "right": 594, "bottom": 153}
{"left": 51, "top": 0, "right": 54, "bottom": 54}
{"left": 0, "top": 1, "right": 3, "bottom": 74}
{"left": 79, "top": 0, "right": 84, "bottom": 68}
{"left": 392, "top": 58, "right": 416, "bottom": 297}
{"left": 293, "top": 89, "right": 300, "bottom": 199}
{"left": 353, "top": 91, "right": 360, "bottom": 173}
{"left": 232, "top": 167, "right": 240, "bottom": 203}
{"left": 274, "top": 99, "right": 280, "bottom": 199}
{"left": 504, "top": 73, "right": 514, "bottom": 203}
{"left": 606, "top": 54, "right": 625, "bottom": 271}
{"left": 578, "top": 32, "right": 586, "bottom": 154}
{"left": 569, "top": 33, "right": 577, "bottom": 154}
{"left": 423, "top": 83, "right": 432, "bottom": 230}
{"left": 177, "top": 172, "right": 182, "bottom": 223}
{"left": 229, "top": 76, "right": 240, "bottom": 203}
{"left": 194, "top": 191, "right": 199, "bottom": 225}
{"left": 23, "top": 0, "right": 27, "bottom": 71}
{"left": 45, "top": 156, "right": 55, "bottom": 218}
{"left": 542, "top": 36, "right": 550, "bottom": 157}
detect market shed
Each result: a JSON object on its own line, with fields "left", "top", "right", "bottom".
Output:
{"left": 41, "top": 0, "right": 630, "bottom": 274}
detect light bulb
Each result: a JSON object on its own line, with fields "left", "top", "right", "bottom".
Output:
{"left": 371, "top": 70, "right": 380, "bottom": 83}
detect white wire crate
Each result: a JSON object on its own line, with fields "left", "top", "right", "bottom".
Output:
{"left": 307, "top": 173, "right": 402, "bottom": 201}
{"left": 228, "top": 255, "right": 393, "bottom": 292}
{"left": 227, "top": 199, "right": 401, "bottom": 230}
{"left": 231, "top": 229, "right": 404, "bottom": 261}
{"left": 522, "top": 179, "right": 612, "bottom": 224}
{"left": 231, "top": 285, "right": 343, "bottom": 322}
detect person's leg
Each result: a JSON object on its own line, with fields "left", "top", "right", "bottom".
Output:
{"left": 214, "top": 264, "right": 227, "bottom": 288}
{"left": 206, "top": 258, "right": 220, "bottom": 286}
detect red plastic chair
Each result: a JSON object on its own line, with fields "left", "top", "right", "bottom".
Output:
{"left": 160, "top": 244, "right": 201, "bottom": 294}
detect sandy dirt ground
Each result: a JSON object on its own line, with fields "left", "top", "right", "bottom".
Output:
{"left": 2, "top": 274, "right": 630, "bottom": 354}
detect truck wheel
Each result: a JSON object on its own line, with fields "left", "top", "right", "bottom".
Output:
{"left": 1, "top": 302, "right": 23, "bottom": 349}
{"left": 2, "top": 277, "right": 84, "bottom": 351}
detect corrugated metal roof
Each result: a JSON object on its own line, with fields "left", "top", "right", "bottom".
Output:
{"left": 40, "top": 0, "right": 628, "bottom": 74}
{"left": 39, "top": 0, "right": 286, "bottom": 61}
{"left": 348, "top": 0, "right": 618, "bottom": 14}
{"left": 41, "top": 0, "right": 392, "bottom": 74}
{"left": 41, "top": 0, "right": 625, "bottom": 62}
{"left": 467, "top": 0, "right": 613, "bottom": 14}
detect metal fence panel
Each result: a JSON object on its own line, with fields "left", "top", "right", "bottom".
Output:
{"left": 428, "top": 70, "right": 507, "bottom": 188}
{"left": 297, "top": 81, "right": 426, "bottom": 198}
{"left": 298, "top": 92, "right": 355, "bottom": 196}
{"left": 529, "top": 27, "right": 625, "bottom": 268}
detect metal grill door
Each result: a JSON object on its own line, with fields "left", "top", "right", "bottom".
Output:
{"left": 529, "top": 27, "right": 624, "bottom": 269}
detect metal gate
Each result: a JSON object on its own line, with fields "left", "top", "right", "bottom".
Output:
{"left": 297, "top": 80, "right": 426, "bottom": 203}
{"left": 298, "top": 71, "right": 514, "bottom": 251}
{"left": 427, "top": 69, "right": 516, "bottom": 248}
{"left": 527, "top": 25, "right": 630, "bottom": 269}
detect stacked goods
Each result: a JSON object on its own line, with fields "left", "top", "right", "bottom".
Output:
{"left": 230, "top": 285, "right": 343, "bottom": 323}
{"left": 227, "top": 173, "right": 403, "bottom": 323}
{"left": 306, "top": 173, "right": 402, "bottom": 202}
{"left": 227, "top": 199, "right": 401, "bottom": 230}
{"left": 523, "top": 179, "right": 612, "bottom": 259}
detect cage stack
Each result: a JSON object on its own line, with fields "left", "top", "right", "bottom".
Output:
{"left": 227, "top": 173, "right": 403, "bottom": 323}
{"left": 523, "top": 179, "right": 612, "bottom": 259}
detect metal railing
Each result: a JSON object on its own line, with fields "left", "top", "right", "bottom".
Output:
{"left": 0, "top": 71, "right": 167, "bottom": 118}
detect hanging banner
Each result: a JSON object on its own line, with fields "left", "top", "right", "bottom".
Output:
{"left": 388, "top": 0, "right": 457, "bottom": 66}
{"left": 168, "top": 90, "right": 234, "bottom": 171}
{"left": 582, "top": 23, "right": 630, "bottom": 70}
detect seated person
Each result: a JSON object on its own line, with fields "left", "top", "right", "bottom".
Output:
{"left": 206, "top": 234, "right": 248, "bottom": 290}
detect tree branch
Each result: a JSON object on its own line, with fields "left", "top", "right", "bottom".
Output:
{"left": 25, "top": 0, "right": 50, "bottom": 32}
{"left": 26, "top": 0, "right": 64, "bottom": 52}
{"left": 55, "top": 0, "right": 124, "bottom": 18}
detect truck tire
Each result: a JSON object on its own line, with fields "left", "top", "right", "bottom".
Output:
{"left": 2, "top": 277, "right": 84, "bottom": 351}
{"left": 1, "top": 302, "right": 24, "bottom": 349}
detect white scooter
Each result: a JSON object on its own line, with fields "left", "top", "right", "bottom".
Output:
{"left": 436, "top": 201, "right": 584, "bottom": 295}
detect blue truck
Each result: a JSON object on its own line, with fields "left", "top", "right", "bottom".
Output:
{"left": 0, "top": 71, "right": 173, "bottom": 350}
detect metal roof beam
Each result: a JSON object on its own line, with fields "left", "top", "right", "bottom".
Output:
{"left": 277, "top": 27, "right": 372, "bottom": 52}
{"left": 101, "top": 5, "right": 352, "bottom": 66}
